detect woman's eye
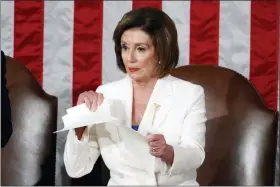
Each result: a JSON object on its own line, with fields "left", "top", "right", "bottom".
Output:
{"left": 137, "top": 47, "right": 145, "bottom": 52}
{"left": 121, "top": 44, "right": 128, "bottom": 50}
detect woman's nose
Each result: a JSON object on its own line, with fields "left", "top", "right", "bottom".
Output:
{"left": 127, "top": 50, "right": 136, "bottom": 63}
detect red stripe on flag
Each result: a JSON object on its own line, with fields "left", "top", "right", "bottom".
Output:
{"left": 132, "top": 0, "right": 162, "bottom": 10}
{"left": 14, "top": 0, "right": 44, "bottom": 85}
{"left": 250, "top": 1, "right": 279, "bottom": 110}
{"left": 189, "top": 1, "right": 220, "bottom": 65}
{"left": 72, "top": 1, "right": 103, "bottom": 105}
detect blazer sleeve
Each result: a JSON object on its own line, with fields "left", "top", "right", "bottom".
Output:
{"left": 167, "top": 86, "right": 206, "bottom": 176}
{"left": 64, "top": 85, "right": 107, "bottom": 178}
{"left": 64, "top": 121, "right": 101, "bottom": 178}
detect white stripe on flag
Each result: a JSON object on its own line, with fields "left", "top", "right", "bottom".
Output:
{"left": 162, "top": 1, "right": 191, "bottom": 66}
{"left": 218, "top": 1, "right": 251, "bottom": 78}
{"left": 1, "top": 1, "right": 14, "bottom": 57}
{"left": 43, "top": 1, "right": 74, "bottom": 185}
{"left": 102, "top": 1, "right": 131, "bottom": 84}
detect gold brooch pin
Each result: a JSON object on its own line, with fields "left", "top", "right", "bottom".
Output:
{"left": 151, "top": 103, "right": 161, "bottom": 127}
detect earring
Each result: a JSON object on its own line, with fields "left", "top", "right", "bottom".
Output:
{"left": 158, "top": 61, "right": 161, "bottom": 64}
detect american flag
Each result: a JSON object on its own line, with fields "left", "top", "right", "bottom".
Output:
{"left": 1, "top": 1, "right": 279, "bottom": 185}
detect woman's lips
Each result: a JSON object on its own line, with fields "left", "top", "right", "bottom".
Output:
{"left": 128, "top": 68, "right": 139, "bottom": 72}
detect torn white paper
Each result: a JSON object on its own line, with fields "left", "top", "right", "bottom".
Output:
{"left": 54, "top": 97, "right": 156, "bottom": 173}
{"left": 116, "top": 125, "right": 155, "bottom": 174}
{"left": 54, "top": 99, "right": 118, "bottom": 133}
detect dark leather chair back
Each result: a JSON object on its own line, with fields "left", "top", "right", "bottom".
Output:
{"left": 1, "top": 56, "right": 58, "bottom": 185}
{"left": 171, "top": 65, "right": 279, "bottom": 186}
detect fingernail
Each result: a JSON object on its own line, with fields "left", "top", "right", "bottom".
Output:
{"left": 91, "top": 104, "right": 95, "bottom": 111}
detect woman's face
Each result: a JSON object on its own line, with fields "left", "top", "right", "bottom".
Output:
{"left": 120, "top": 28, "right": 158, "bottom": 82}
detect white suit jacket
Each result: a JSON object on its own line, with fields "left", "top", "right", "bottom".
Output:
{"left": 64, "top": 74, "right": 207, "bottom": 186}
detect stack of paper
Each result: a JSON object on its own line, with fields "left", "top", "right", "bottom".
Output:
{"left": 54, "top": 99, "right": 118, "bottom": 133}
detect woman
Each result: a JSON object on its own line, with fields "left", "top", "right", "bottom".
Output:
{"left": 64, "top": 7, "right": 206, "bottom": 185}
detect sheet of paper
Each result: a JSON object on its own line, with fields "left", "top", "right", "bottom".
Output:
{"left": 54, "top": 114, "right": 118, "bottom": 133}
{"left": 66, "top": 99, "right": 110, "bottom": 116}
{"left": 55, "top": 98, "right": 155, "bottom": 173}
{"left": 116, "top": 124, "right": 155, "bottom": 173}
{"left": 66, "top": 102, "right": 91, "bottom": 115}
{"left": 54, "top": 100, "right": 118, "bottom": 133}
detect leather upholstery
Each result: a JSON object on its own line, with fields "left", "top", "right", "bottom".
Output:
{"left": 1, "top": 56, "right": 58, "bottom": 186}
{"left": 171, "top": 65, "right": 279, "bottom": 186}
{"left": 70, "top": 65, "right": 279, "bottom": 186}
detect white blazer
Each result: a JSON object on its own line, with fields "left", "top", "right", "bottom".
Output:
{"left": 64, "top": 74, "right": 207, "bottom": 186}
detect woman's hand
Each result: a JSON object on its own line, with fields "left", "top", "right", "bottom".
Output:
{"left": 147, "top": 133, "right": 174, "bottom": 165}
{"left": 75, "top": 91, "right": 104, "bottom": 139}
{"left": 77, "top": 90, "right": 104, "bottom": 110}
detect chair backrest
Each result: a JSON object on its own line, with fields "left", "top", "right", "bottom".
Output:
{"left": 1, "top": 56, "right": 58, "bottom": 185}
{"left": 171, "top": 65, "right": 279, "bottom": 186}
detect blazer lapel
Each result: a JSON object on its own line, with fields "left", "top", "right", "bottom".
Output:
{"left": 120, "top": 75, "right": 133, "bottom": 129}
{"left": 138, "top": 75, "right": 173, "bottom": 136}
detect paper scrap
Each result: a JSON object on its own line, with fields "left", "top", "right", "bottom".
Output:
{"left": 54, "top": 100, "right": 118, "bottom": 133}
{"left": 116, "top": 125, "right": 155, "bottom": 173}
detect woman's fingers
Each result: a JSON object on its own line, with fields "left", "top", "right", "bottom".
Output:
{"left": 77, "top": 91, "right": 104, "bottom": 111}
{"left": 88, "top": 91, "right": 104, "bottom": 111}
{"left": 89, "top": 93, "right": 98, "bottom": 111}
{"left": 97, "top": 93, "right": 104, "bottom": 106}
{"left": 77, "top": 92, "right": 91, "bottom": 107}
{"left": 84, "top": 96, "right": 91, "bottom": 109}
